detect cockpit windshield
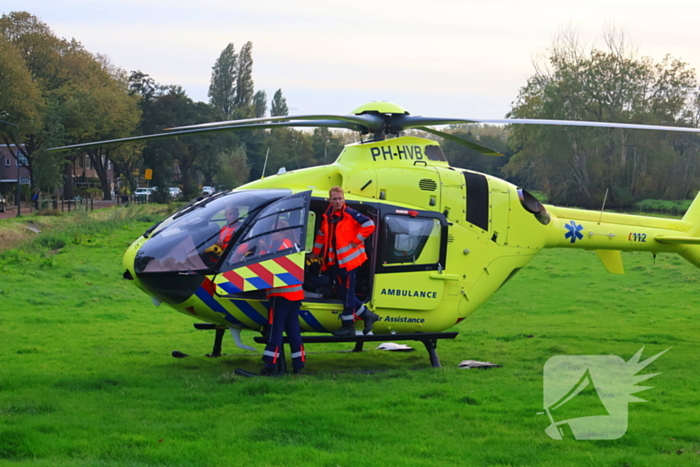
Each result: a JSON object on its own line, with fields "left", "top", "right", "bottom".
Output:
{"left": 134, "top": 189, "right": 291, "bottom": 274}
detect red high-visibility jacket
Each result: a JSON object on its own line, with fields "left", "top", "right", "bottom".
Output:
{"left": 263, "top": 237, "right": 304, "bottom": 301}
{"left": 312, "top": 204, "right": 375, "bottom": 272}
{"left": 218, "top": 224, "right": 238, "bottom": 250}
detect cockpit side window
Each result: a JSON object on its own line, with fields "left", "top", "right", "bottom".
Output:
{"left": 381, "top": 215, "right": 441, "bottom": 266}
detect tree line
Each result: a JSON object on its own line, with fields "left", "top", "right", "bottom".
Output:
{"left": 0, "top": 11, "right": 348, "bottom": 201}
{"left": 2, "top": 13, "right": 700, "bottom": 208}
{"left": 503, "top": 31, "right": 700, "bottom": 208}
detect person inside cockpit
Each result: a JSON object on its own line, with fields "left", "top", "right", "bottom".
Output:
{"left": 219, "top": 205, "right": 240, "bottom": 250}
{"left": 203, "top": 205, "right": 241, "bottom": 262}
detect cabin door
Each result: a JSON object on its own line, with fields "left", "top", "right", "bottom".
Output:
{"left": 212, "top": 191, "right": 311, "bottom": 295}
{"left": 371, "top": 209, "right": 447, "bottom": 311}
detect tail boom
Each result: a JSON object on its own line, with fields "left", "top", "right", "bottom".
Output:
{"left": 541, "top": 193, "right": 700, "bottom": 271}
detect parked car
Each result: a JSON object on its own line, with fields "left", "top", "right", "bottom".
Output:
{"left": 201, "top": 186, "right": 215, "bottom": 196}
{"left": 134, "top": 187, "right": 153, "bottom": 199}
{"left": 0, "top": 194, "right": 6, "bottom": 212}
{"left": 168, "top": 187, "right": 182, "bottom": 198}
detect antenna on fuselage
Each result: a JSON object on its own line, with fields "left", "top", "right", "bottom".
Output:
{"left": 598, "top": 188, "right": 609, "bottom": 225}
{"left": 261, "top": 147, "right": 270, "bottom": 179}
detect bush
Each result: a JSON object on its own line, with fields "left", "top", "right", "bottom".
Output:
{"left": 611, "top": 187, "right": 634, "bottom": 208}
{"left": 76, "top": 187, "right": 103, "bottom": 199}
{"left": 36, "top": 235, "right": 67, "bottom": 250}
{"left": 37, "top": 209, "right": 62, "bottom": 217}
{"left": 150, "top": 188, "right": 171, "bottom": 204}
{"left": 634, "top": 199, "right": 692, "bottom": 215}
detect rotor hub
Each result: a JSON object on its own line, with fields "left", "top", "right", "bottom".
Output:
{"left": 350, "top": 101, "right": 410, "bottom": 116}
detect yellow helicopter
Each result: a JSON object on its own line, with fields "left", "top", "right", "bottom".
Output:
{"left": 50, "top": 101, "right": 700, "bottom": 358}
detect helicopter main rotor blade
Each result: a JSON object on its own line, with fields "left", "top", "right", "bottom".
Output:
{"left": 393, "top": 115, "right": 700, "bottom": 134}
{"left": 167, "top": 113, "right": 385, "bottom": 132}
{"left": 414, "top": 127, "right": 504, "bottom": 157}
{"left": 46, "top": 120, "right": 361, "bottom": 152}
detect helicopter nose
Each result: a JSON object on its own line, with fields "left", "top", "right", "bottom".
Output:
{"left": 122, "top": 237, "right": 206, "bottom": 304}
{"left": 134, "top": 271, "right": 206, "bottom": 305}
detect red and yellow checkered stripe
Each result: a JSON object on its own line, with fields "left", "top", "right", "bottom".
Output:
{"left": 213, "top": 251, "right": 305, "bottom": 295}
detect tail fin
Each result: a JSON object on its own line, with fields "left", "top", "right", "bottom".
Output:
{"left": 682, "top": 192, "right": 700, "bottom": 234}
{"left": 677, "top": 192, "right": 700, "bottom": 268}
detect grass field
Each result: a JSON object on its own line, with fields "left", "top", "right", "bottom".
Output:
{"left": 1, "top": 206, "right": 699, "bottom": 466}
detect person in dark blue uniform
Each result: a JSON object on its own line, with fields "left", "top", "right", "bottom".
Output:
{"left": 260, "top": 224, "right": 305, "bottom": 375}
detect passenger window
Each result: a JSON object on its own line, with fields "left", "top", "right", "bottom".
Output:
{"left": 382, "top": 215, "right": 441, "bottom": 266}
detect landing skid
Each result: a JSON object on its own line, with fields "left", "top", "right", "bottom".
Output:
{"left": 183, "top": 323, "right": 458, "bottom": 372}
{"left": 170, "top": 324, "right": 227, "bottom": 358}
{"left": 234, "top": 368, "right": 263, "bottom": 378}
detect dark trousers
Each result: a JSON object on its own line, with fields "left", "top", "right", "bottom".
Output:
{"left": 333, "top": 267, "right": 363, "bottom": 327}
{"left": 263, "top": 296, "right": 305, "bottom": 371}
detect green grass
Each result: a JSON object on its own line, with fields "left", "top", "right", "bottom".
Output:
{"left": 1, "top": 209, "right": 699, "bottom": 466}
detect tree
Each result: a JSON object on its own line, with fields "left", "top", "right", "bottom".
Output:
{"left": 216, "top": 145, "right": 250, "bottom": 189}
{"left": 421, "top": 125, "right": 512, "bottom": 176}
{"left": 61, "top": 54, "right": 141, "bottom": 200}
{"left": 0, "top": 11, "right": 141, "bottom": 199}
{"left": 128, "top": 70, "right": 159, "bottom": 102}
{"left": 264, "top": 128, "right": 314, "bottom": 175}
{"left": 0, "top": 11, "right": 71, "bottom": 192}
{"left": 110, "top": 144, "right": 142, "bottom": 195}
{"left": 234, "top": 41, "right": 254, "bottom": 116}
{"left": 253, "top": 90, "right": 267, "bottom": 118}
{"left": 175, "top": 100, "right": 228, "bottom": 198}
{"left": 311, "top": 127, "right": 345, "bottom": 164}
{"left": 139, "top": 82, "right": 238, "bottom": 200}
{"left": 270, "top": 89, "right": 289, "bottom": 117}
{"left": 208, "top": 43, "right": 237, "bottom": 118}
{"left": 138, "top": 86, "right": 186, "bottom": 201}
{"left": 0, "top": 36, "right": 43, "bottom": 132}
{"left": 504, "top": 30, "right": 700, "bottom": 207}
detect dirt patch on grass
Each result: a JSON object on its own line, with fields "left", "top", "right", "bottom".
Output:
{"left": 0, "top": 226, "right": 33, "bottom": 251}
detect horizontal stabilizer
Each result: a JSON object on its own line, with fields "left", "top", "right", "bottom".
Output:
{"left": 596, "top": 250, "right": 625, "bottom": 275}
{"left": 654, "top": 236, "right": 700, "bottom": 245}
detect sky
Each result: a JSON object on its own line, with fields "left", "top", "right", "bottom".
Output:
{"left": 5, "top": 0, "right": 700, "bottom": 119}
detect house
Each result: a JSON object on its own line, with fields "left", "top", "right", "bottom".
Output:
{"left": 0, "top": 145, "right": 116, "bottom": 198}
{"left": 0, "top": 144, "right": 30, "bottom": 196}
{"left": 70, "top": 154, "right": 116, "bottom": 195}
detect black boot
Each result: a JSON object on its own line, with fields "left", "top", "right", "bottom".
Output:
{"left": 361, "top": 309, "right": 380, "bottom": 335}
{"left": 333, "top": 325, "right": 356, "bottom": 337}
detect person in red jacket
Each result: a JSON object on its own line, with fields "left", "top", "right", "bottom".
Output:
{"left": 260, "top": 223, "right": 305, "bottom": 375}
{"left": 218, "top": 205, "right": 240, "bottom": 250}
{"left": 310, "top": 186, "right": 380, "bottom": 337}
{"left": 203, "top": 205, "right": 241, "bottom": 264}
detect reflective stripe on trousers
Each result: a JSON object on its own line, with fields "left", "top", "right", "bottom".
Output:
{"left": 334, "top": 266, "right": 363, "bottom": 324}
{"left": 263, "top": 296, "right": 305, "bottom": 371}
